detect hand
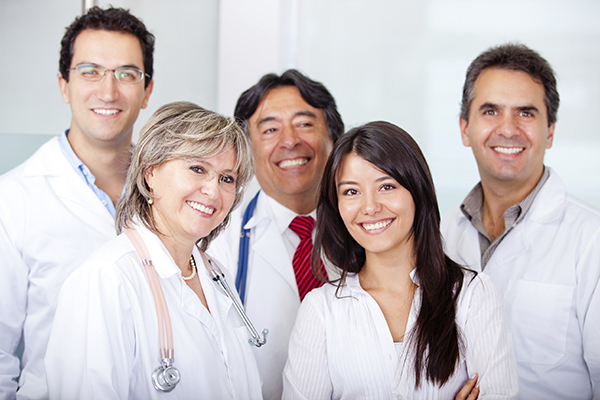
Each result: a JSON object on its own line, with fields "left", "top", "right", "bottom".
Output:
{"left": 455, "top": 373, "right": 479, "bottom": 400}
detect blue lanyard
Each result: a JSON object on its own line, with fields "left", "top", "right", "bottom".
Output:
{"left": 235, "top": 191, "right": 260, "bottom": 304}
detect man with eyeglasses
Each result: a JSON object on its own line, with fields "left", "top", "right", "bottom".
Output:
{"left": 0, "top": 7, "right": 153, "bottom": 399}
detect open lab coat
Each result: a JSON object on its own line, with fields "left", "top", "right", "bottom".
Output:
{"left": 441, "top": 168, "right": 600, "bottom": 400}
{"left": 0, "top": 137, "right": 115, "bottom": 400}
{"left": 209, "top": 190, "right": 338, "bottom": 400}
{"left": 45, "top": 223, "right": 263, "bottom": 400}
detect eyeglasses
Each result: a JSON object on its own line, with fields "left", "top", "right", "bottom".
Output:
{"left": 185, "top": 159, "right": 241, "bottom": 195}
{"left": 70, "top": 63, "right": 150, "bottom": 84}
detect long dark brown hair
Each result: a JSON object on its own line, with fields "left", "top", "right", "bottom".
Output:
{"left": 313, "top": 121, "right": 468, "bottom": 387}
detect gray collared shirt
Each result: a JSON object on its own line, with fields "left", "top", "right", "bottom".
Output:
{"left": 460, "top": 167, "right": 550, "bottom": 268}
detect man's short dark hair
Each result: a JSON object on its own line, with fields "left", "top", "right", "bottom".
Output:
{"left": 59, "top": 6, "right": 155, "bottom": 89}
{"left": 234, "top": 69, "right": 344, "bottom": 143}
{"left": 460, "top": 43, "right": 559, "bottom": 126}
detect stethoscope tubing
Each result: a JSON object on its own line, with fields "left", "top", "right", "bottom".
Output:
{"left": 124, "top": 226, "right": 267, "bottom": 393}
{"left": 125, "top": 228, "right": 174, "bottom": 360}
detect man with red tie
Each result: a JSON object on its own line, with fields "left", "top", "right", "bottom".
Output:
{"left": 208, "top": 70, "right": 343, "bottom": 400}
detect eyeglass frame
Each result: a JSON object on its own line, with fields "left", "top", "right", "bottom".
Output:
{"left": 69, "top": 63, "right": 151, "bottom": 84}
{"left": 183, "top": 158, "right": 243, "bottom": 195}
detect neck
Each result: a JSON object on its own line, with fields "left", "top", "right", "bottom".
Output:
{"left": 67, "top": 130, "right": 132, "bottom": 205}
{"left": 359, "top": 245, "right": 416, "bottom": 291}
{"left": 270, "top": 192, "right": 318, "bottom": 215}
{"left": 159, "top": 234, "right": 196, "bottom": 276}
{"left": 480, "top": 169, "right": 543, "bottom": 241}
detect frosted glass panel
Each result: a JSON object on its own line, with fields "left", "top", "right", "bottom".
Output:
{"left": 294, "top": 0, "right": 600, "bottom": 211}
{"left": 0, "top": 0, "right": 218, "bottom": 171}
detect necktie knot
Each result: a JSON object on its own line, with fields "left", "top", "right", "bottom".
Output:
{"left": 289, "top": 216, "right": 315, "bottom": 240}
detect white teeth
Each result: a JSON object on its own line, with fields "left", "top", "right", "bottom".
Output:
{"left": 493, "top": 147, "right": 524, "bottom": 154}
{"left": 93, "top": 109, "right": 120, "bottom": 116}
{"left": 362, "top": 219, "right": 392, "bottom": 231}
{"left": 187, "top": 201, "right": 214, "bottom": 215}
{"left": 279, "top": 158, "right": 308, "bottom": 168}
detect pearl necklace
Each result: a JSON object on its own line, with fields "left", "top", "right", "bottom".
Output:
{"left": 182, "top": 255, "right": 197, "bottom": 281}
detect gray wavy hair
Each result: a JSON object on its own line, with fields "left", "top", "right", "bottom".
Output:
{"left": 115, "top": 101, "right": 254, "bottom": 251}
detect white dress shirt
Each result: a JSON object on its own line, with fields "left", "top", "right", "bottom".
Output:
{"left": 442, "top": 168, "right": 600, "bottom": 399}
{"left": 45, "top": 223, "right": 262, "bottom": 400}
{"left": 283, "top": 271, "right": 518, "bottom": 399}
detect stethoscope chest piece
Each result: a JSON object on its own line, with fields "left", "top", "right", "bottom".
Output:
{"left": 152, "top": 358, "right": 181, "bottom": 392}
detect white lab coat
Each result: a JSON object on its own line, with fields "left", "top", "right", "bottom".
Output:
{"left": 441, "top": 168, "right": 600, "bottom": 400}
{"left": 208, "top": 190, "right": 338, "bottom": 400}
{"left": 45, "top": 223, "right": 263, "bottom": 400}
{"left": 0, "top": 137, "right": 115, "bottom": 400}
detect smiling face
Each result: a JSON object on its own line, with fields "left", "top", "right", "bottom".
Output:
{"left": 248, "top": 85, "right": 333, "bottom": 214}
{"left": 336, "top": 152, "right": 416, "bottom": 261}
{"left": 460, "top": 67, "right": 554, "bottom": 190}
{"left": 145, "top": 148, "right": 237, "bottom": 251}
{"left": 58, "top": 29, "right": 153, "bottom": 149}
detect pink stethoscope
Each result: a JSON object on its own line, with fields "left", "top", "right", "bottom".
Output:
{"left": 124, "top": 228, "right": 268, "bottom": 393}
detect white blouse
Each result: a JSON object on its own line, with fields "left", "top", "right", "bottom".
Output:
{"left": 283, "top": 271, "right": 518, "bottom": 400}
{"left": 45, "top": 224, "right": 263, "bottom": 400}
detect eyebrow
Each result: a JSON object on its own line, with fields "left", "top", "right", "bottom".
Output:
{"left": 337, "top": 175, "right": 394, "bottom": 188}
{"left": 186, "top": 158, "right": 235, "bottom": 173}
{"left": 478, "top": 102, "right": 540, "bottom": 114}
{"left": 76, "top": 62, "right": 144, "bottom": 70}
{"left": 256, "top": 110, "right": 318, "bottom": 128}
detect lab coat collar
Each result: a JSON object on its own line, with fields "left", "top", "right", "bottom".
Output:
{"left": 133, "top": 222, "right": 182, "bottom": 280}
{"left": 21, "top": 136, "right": 115, "bottom": 227}
{"left": 527, "top": 167, "right": 566, "bottom": 224}
{"left": 242, "top": 191, "right": 316, "bottom": 232}
{"left": 23, "top": 136, "right": 65, "bottom": 178}
{"left": 245, "top": 191, "right": 308, "bottom": 296}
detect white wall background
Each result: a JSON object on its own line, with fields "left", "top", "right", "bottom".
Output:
{"left": 1, "top": 0, "right": 599, "bottom": 213}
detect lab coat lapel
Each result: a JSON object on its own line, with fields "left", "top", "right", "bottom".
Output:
{"left": 455, "top": 223, "right": 483, "bottom": 271}
{"left": 252, "top": 217, "right": 298, "bottom": 294}
{"left": 485, "top": 170, "right": 565, "bottom": 272}
{"left": 485, "top": 227, "right": 530, "bottom": 271}
{"left": 195, "top": 250, "right": 236, "bottom": 358}
{"left": 25, "top": 138, "right": 114, "bottom": 233}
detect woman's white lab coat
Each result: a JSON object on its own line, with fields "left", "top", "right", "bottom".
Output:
{"left": 45, "top": 223, "right": 263, "bottom": 400}
{"left": 441, "top": 168, "right": 600, "bottom": 400}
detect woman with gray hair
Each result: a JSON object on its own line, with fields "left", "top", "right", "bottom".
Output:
{"left": 45, "top": 102, "right": 262, "bottom": 399}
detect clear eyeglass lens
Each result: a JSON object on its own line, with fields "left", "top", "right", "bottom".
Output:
{"left": 185, "top": 159, "right": 238, "bottom": 194}
{"left": 211, "top": 171, "right": 238, "bottom": 194}
{"left": 75, "top": 64, "right": 143, "bottom": 84}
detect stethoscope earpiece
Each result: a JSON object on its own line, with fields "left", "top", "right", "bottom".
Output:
{"left": 152, "top": 358, "right": 181, "bottom": 392}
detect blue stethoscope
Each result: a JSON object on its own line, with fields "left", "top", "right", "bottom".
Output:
{"left": 235, "top": 191, "right": 260, "bottom": 304}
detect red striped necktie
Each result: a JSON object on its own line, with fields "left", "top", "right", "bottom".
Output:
{"left": 289, "top": 216, "right": 326, "bottom": 301}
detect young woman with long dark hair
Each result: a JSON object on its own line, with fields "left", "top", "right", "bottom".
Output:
{"left": 283, "top": 121, "right": 517, "bottom": 399}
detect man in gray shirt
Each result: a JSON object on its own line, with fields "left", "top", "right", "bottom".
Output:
{"left": 442, "top": 43, "right": 600, "bottom": 399}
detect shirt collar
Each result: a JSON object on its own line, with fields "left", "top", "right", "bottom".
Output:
{"left": 460, "top": 166, "right": 550, "bottom": 226}
{"left": 345, "top": 268, "right": 419, "bottom": 295}
{"left": 58, "top": 130, "right": 87, "bottom": 178}
{"left": 265, "top": 192, "right": 317, "bottom": 233}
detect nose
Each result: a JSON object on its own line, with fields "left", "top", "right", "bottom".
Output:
{"left": 361, "top": 190, "right": 382, "bottom": 215}
{"left": 95, "top": 71, "right": 120, "bottom": 102}
{"left": 279, "top": 123, "right": 301, "bottom": 149}
{"left": 496, "top": 114, "right": 520, "bottom": 138}
{"left": 200, "top": 172, "right": 220, "bottom": 199}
